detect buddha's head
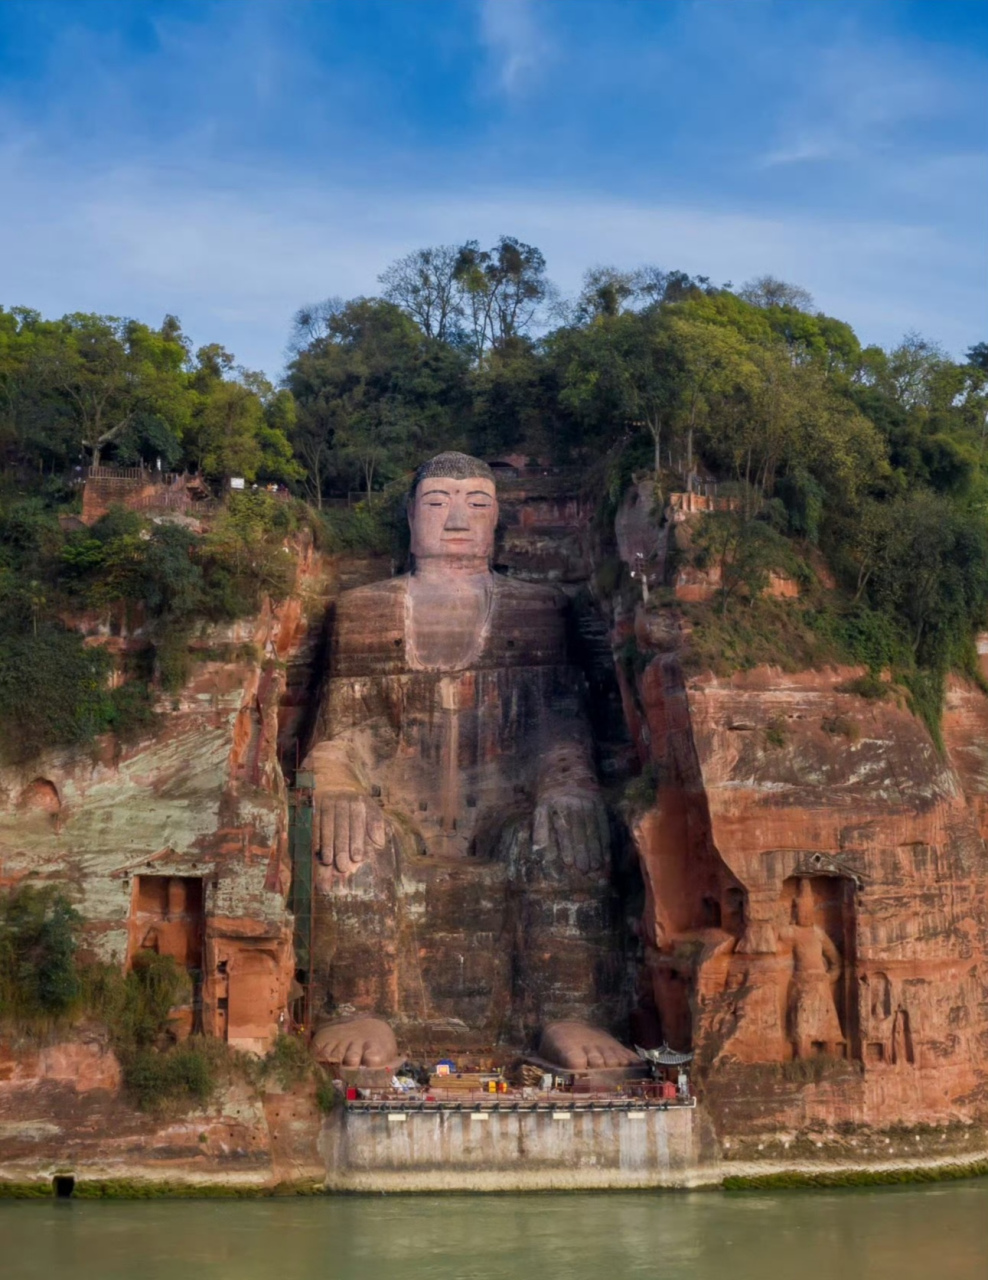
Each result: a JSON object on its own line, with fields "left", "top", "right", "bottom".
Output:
{"left": 407, "top": 452, "right": 498, "bottom": 568}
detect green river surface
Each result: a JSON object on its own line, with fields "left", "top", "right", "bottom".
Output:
{"left": 1, "top": 1182, "right": 987, "bottom": 1280}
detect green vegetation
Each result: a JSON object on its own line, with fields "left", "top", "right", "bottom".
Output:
{"left": 120, "top": 1040, "right": 218, "bottom": 1113}
{"left": 0, "top": 886, "right": 216, "bottom": 1112}
{"left": 0, "top": 884, "right": 81, "bottom": 1023}
{"left": 82, "top": 951, "right": 220, "bottom": 1112}
{"left": 723, "top": 1159, "right": 988, "bottom": 1190}
{"left": 3, "top": 249, "right": 987, "bottom": 756}
{"left": 620, "top": 761, "right": 659, "bottom": 815}
{"left": 0, "top": 882, "right": 335, "bottom": 1116}
{"left": 0, "top": 486, "right": 303, "bottom": 763}
{"left": 262, "top": 1031, "right": 314, "bottom": 1090}
{"left": 0, "top": 1178, "right": 328, "bottom": 1199}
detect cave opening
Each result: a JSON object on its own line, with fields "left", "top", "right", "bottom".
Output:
{"left": 53, "top": 1175, "right": 75, "bottom": 1199}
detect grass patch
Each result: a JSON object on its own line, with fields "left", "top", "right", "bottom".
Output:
{"left": 677, "top": 595, "right": 847, "bottom": 677}
{"left": 263, "top": 1032, "right": 313, "bottom": 1090}
{"left": 835, "top": 672, "right": 890, "bottom": 700}
{"left": 0, "top": 1182, "right": 56, "bottom": 1199}
{"left": 764, "top": 716, "right": 787, "bottom": 749}
{"left": 671, "top": 591, "right": 960, "bottom": 747}
{"left": 71, "top": 1179, "right": 326, "bottom": 1199}
{"left": 723, "top": 1158, "right": 988, "bottom": 1190}
{"left": 122, "top": 1041, "right": 219, "bottom": 1113}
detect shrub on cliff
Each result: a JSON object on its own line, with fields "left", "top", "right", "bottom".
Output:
{"left": 122, "top": 1042, "right": 217, "bottom": 1112}
{"left": 0, "top": 620, "right": 114, "bottom": 764}
{"left": 83, "top": 951, "right": 191, "bottom": 1050}
{"left": 318, "top": 482, "right": 410, "bottom": 560}
{"left": 83, "top": 952, "right": 220, "bottom": 1112}
{"left": 0, "top": 885, "right": 81, "bottom": 1024}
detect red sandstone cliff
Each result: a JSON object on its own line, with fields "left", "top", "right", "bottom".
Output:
{"left": 4, "top": 475, "right": 988, "bottom": 1187}
{"left": 621, "top": 623, "right": 988, "bottom": 1137}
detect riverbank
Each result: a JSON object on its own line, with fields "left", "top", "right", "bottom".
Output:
{"left": 3, "top": 1149, "right": 987, "bottom": 1197}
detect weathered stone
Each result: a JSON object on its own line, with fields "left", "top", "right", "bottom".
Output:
{"left": 303, "top": 455, "right": 633, "bottom": 1064}
{"left": 628, "top": 650, "right": 988, "bottom": 1132}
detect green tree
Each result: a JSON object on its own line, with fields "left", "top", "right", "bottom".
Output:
{"left": 188, "top": 357, "right": 297, "bottom": 484}
{"left": 692, "top": 506, "right": 796, "bottom": 615}
{"left": 0, "top": 885, "right": 82, "bottom": 1021}
{"left": 454, "top": 237, "right": 552, "bottom": 361}
{"left": 379, "top": 245, "right": 464, "bottom": 342}
{"left": 286, "top": 298, "right": 468, "bottom": 497}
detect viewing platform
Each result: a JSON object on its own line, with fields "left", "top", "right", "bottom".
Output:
{"left": 344, "top": 1092, "right": 697, "bottom": 1115}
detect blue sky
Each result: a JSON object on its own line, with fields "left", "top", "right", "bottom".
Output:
{"left": 0, "top": 0, "right": 985, "bottom": 375}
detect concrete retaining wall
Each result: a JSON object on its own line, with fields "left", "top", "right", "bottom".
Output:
{"left": 321, "top": 1105, "right": 712, "bottom": 1191}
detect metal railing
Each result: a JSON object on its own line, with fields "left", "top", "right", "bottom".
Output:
{"left": 345, "top": 1093, "right": 696, "bottom": 1113}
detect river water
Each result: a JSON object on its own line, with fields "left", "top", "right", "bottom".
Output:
{"left": 1, "top": 1182, "right": 986, "bottom": 1280}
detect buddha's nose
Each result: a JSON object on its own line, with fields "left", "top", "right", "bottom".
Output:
{"left": 443, "top": 504, "right": 470, "bottom": 531}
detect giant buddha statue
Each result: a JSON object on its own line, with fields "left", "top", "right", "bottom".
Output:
{"left": 304, "top": 452, "right": 636, "bottom": 1072}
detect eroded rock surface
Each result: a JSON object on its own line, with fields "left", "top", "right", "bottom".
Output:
{"left": 626, "top": 647, "right": 988, "bottom": 1133}
{"left": 0, "top": 543, "right": 334, "bottom": 1055}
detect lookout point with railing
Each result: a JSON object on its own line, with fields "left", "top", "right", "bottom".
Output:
{"left": 80, "top": 464, "right": 218, "bottom": 525}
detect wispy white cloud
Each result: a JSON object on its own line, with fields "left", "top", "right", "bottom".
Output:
{"left": 477, "top": 0, "right": 550, "bottom": 96}
{"left": 0, "top": 1, "right": 982, "bottom": 374}
{"left": 759, "top": 35, "right": 980, "bottom": 169}
{"left": 1, "top": 147, "right": 980, "bottom": 375}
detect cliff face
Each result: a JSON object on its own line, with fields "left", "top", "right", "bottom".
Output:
{"left": 0, "top": 539, "right": 333, "bottom": 1054}
{"left": 625, "top": 635, "right": 988, "bottom": 1134}
{"left": 4, "top": 474, "right": 988, "bottom": 1188}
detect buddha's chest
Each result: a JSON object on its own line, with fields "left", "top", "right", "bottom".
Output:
{"left": 404, "top": 577, "right": 493, "bottom": 671}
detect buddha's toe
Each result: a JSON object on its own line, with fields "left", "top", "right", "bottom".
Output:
{"left": 362, "top": 1042, "right": 387, "bottom": 1067}
{"left": 341, "top": 1042, "right": 363, "bottom": 1066}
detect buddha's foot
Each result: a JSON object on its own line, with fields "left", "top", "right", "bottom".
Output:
{"left": 311, "top": 1015, "right": 399, "bottom": 1068}
{"left": 539, "top": 1020, "right": 639, "bottom": 1070}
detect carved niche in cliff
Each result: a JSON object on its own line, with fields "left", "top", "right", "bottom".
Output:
{"left": 780, "top": 876, "right": 852, "bottom": 1060}
{"left": 303, "top": 453, "right": 636, "bottom": 1069}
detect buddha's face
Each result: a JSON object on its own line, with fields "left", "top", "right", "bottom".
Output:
{"left": 408, "top": 475, "right": 498, "bottom": 563}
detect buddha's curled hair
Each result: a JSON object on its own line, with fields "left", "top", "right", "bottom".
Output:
{"left": 409, "top": 451, "right": 495, "bottom": 498}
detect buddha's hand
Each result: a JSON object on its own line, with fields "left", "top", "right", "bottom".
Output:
{"left": 314, "top": 791, "right": 388, "bottom": 879}
{"left": 532, "top": 789, "right": 610, "bottom": 877}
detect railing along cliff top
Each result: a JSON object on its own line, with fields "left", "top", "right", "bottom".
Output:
{"left": 85, "top": 465, "right": 186, "bottom": 484}
{"left": 86, "top": 465, "right": 148, "bottom": 480}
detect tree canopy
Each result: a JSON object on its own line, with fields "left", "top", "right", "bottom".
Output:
{"left": 2, "top": 241, "right": 987, "bottom": 755}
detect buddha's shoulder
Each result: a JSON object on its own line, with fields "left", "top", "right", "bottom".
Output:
{"left": 335, "top": 576, "right": 406, "bottom": 619}
{"left": 492, "top": 574, "right": 567, "bottom": 614}
{"left": 331, "top": 579, "right": 406, "bottom": 671}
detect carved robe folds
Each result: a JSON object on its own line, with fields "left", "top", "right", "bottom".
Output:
{"left": 303, "top": 574, "right": 626, "bottom": 1051}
